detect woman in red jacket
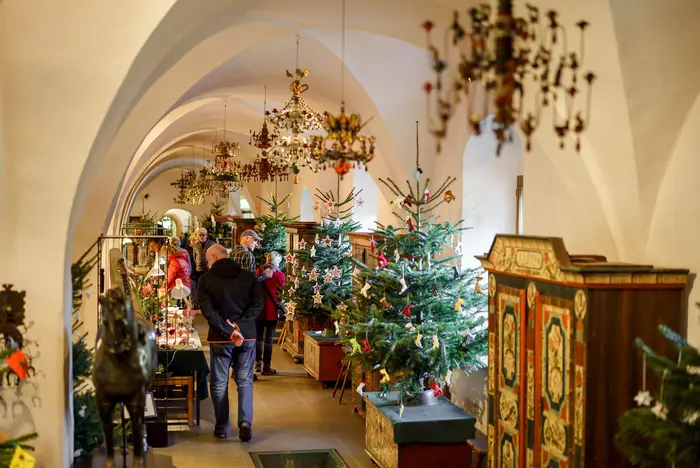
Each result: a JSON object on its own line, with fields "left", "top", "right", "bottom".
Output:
{"left": 256, "top": 251, "right": 285, "bottom": 376}
{"left": 162, "top": 243, "right": 192, "bottom": 291}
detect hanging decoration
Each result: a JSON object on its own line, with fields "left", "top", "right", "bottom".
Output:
{"left": 249, "top": 85, "right": 280, "bottom": 156}
{"left": 422, "top": 2, "right": 596, "bottom": 154}
{"left": 311, "top": 0, "right": 376, "bottom": 178}
{"left": 208, "top": 100, "right": 243, "bottom": 194}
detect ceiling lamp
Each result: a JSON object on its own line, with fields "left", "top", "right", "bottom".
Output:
{"left": 209, "top": 101, "right": 244, "bottom": 193}
{"left": 422, "top": 2, "right": 596, "bottom": 154}
{"left": 249, "top": 85, "right": 279, "bottom": 155}
{"left": 311, "top": 0, "right": 376, "bottom": 179}
{"left": 243, "top": 156, "right": 290, "bottom": 184}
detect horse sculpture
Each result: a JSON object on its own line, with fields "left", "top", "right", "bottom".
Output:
{"left": 93, "top": 287, "right": 156, "bottom": 468}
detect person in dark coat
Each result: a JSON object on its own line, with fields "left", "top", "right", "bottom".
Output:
{"left": 197, "top": 244, "right": 263, "bottom": 442}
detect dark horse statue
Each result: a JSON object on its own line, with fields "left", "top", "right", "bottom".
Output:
{"left": 93, "top": 286, "right": 156, "bottom": 468}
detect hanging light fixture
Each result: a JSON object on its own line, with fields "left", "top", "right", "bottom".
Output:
{"left": 250, "top": 85, "right": 279, "bottom": 156}
{"left": 209, "top": 100, "right": 244, "bottom": 194}
{"left": 422, "top": 2, "right": 596, "bottom": 154}
{"left": 266, "top": 35, "right": 324, "bottom": 180}
{"left": 243, "top": 156, "right": 290, "bottom": 184}
{"left": 311, "top": 0, "right": 377, "bottom": 179}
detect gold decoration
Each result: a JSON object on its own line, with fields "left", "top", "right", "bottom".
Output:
{"left": 443, "top": 190, "right": 455, "bottom": 203}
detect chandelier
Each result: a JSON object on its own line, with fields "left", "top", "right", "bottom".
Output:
{"left": 311, "top": 103, "right": 376, "bottom": 178}
{"left": 208, "top": 101, "right": 244, "bottom": 193}
{"left": 267, "top": 69, "right": 323, "bottom": 134}
{"left": 243, "top": 156, "right": 290, "bottom": 184}
{"left": 171, "top": 171, "right": 193, "bottom": 205}
{"left": 250, "top": 86, "right": 279, "bottom": 155}
{"left": 311, "top": 0, "right": 376, "bottom": 179}
{"left": 422, "top": 2, "right": 596, "bottom": 154}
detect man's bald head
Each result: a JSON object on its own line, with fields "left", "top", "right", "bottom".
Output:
{"left": 206, "top": 243, "right": 228, "bottom": 268}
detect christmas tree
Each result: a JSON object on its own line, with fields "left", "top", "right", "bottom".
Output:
{"left": 281, "top": 186, "right": 361, "bottom": 332}
{"left": 616, "top": 324, "right": 700, "bottom": 467}
{"left": 336, "top": 132, "right": 487, "bottom": 402}
{"left": 254, "top": 193, "right": 297, "bottom": 270}
{"left": 71, "top": 245, "right": 103, "bottom": 459}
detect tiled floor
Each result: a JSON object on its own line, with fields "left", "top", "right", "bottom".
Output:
{"left": 153, "top": 318, "right": 373, "bottom": 468}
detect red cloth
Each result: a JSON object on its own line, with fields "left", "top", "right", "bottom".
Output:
{"left": 167, "top": 251, "right": 192, "bottom": 290}
{"left": 260, "top": 270, "right": 285, "bottom": 321}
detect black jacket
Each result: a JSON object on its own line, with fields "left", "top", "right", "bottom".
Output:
{"left": 197, "top": 258, "right": 263, "bottom": 342}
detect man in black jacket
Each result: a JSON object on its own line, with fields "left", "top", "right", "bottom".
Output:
{"left": 197, "top": 243, "right": 263, "bottom": 441}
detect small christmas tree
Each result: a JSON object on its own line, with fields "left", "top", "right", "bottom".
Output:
{"left": 281, "top": 187, "right": 361, "bottom": 332}
{"left": 615, "top": 324, "right": 700, "bottom": 467}
{"left": 336, "top": 126, "right": 487, "bottom": 403}
{"left": 254, "top": 194, "right": 297, "bottom": 270}
{"left": 72, "top": 245, "right": 103, "bottom": 459}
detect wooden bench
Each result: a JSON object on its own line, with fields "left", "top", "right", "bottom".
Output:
{"left": 466, "top": 431, "right": 487, "bottom": 468}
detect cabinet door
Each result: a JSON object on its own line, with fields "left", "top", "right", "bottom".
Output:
{"left": 534, "top": 292, "right": 575, "bottom": 468}
{"left": 490, "top": 282, "right": 527, "bottom": 468}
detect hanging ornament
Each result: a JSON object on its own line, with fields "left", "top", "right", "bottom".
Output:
{"left": 323, "top": 271, "right": 334, "bottom": 283}
{"left": 454, "top": 298, "right": 464, "bottom": 312}
{"left": 370, "top": 236, "right": 376, "bottom": 253}
{"left": 313, "top": 290, "right": 323, "bottom": 305}
{"left": 432, "top": 285, "right": 438, "bottom": 296}
{"left": 444, "top": 190, "right": 455, "bottom": 203}
{"left": 356, "top": 382, "right": 366, "bottom": 396}
{"left": 633, "top": 390, "right": 653, "bottom": 407}
{"left": 356, "top": 198, "right": 365, "bottom": 207}
{"left": 432, "top": 335, "right": 440, "bottom": 350}
{"left": 399, "top": 276, "right": 409, "bottom": 295}
{"left": 294, "top": 277, "right": 300, "bottom": 289}
{"left": 394, "top": 249, "right": 401, "bottom": 263}
{"left": 361, "top": 281, "right": 372, "bottom": 297}
{"left": 424, "top": 187, "right": 431, "bottom": 202}
{"left": 330, "top": 266, "right": 342, "bottom": 278}
{"left": 429, "top": 382, "right": 443, "bottom": 398}
{"left": 334, "top": 217, "right": 342, "bottom": 228}
{"left": 314, "top": 233, "right": 321, "bottom": 244}
{"left": 399, "top": 402, "right": 405, "bottom": 418}
{"left": 361, "top": 338, "right": 372, "bottom": 353}
{"left": 333, "top": 321, "right": 340, "bottom": 335}
{"left": 455, "top": 243, "right": 463, "bottom": 256}
{"left": 390, "top": 197, "right": 404, "bottom": 209}
{"left": 352, "top": 266, "right": 361, "bottom": 277}
{"left": 377, "top": 252, "right": 389, "bottom": 269}
{"left": 298, "top": 239, "right": 308, "bottom": 250}
{"left": 349, "top": 338, "right": 362, "bottom": 354}
{"left": 323, "top": 236, "right": 333, "bottom": 247}
{"left": 407, "top": 218, "right": 415, "bottom": 232}
{"left": 402, "top": 195, "right": 413, "bottom": 208}
{"left": 475, "top": 277, "right": 486, "bottom": 295}
{"left": 338, "top": 303, "right": 348, "bottom": 312}
{"left": 326, "top": 200, "right": 335, "bottom": 210}
{"left": 405, "top": 322, "right": 415, "bottom": 330}
{"left": 414, "top": 332, "right": 423, "bottom": 348}
{"left": 367, "top": 318, "right": 376, "bottom": 327}
{"left": 413, "top": 168, "right": 423, "bottom": 180}
{"left": 307, "top": 269, "right": 318, "bottom": 281}
{"left": 310, "top": 246, "right": 317, "bottom": 258}
{"left": 379, "top": 368, "right": 391, "bottom": 384}
{"left": 401, "top": 304, "right": 414, "bottom": 318}
{"left": 379, "top": 297, "right": 391, "bottom": 311}
{"left": 313, "top": 282, "right": 321, "bottom": 293}
{"left": 651, "top": 401, "right": 668, "bottom": 420}
{"left": 285, "top": 253, "right": 295, "bottom": 265}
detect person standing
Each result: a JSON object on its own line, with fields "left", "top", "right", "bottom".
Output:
{"left": 229, "top": 229, "right": 262, "bottom": 272}
{"left": 198, "top": 244, "right": 263, "bottom": 441}
{"left": 162, "top": 242, "right": 192, "bottom": 291}
{"left": 256, "top": 251, "right": 285, "bottom": 376}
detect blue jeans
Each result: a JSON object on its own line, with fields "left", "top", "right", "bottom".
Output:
{"left": 209, "top": 341, "right": 255, "bottom": 434}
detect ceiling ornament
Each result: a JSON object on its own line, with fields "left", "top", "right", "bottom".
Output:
{"left": 209, "top": 101, "right": 243, "bottom": 194}
{"left": 422, "top": 2, "right": 596, "bottom": 155}
{"left": 311, "top": 0, "right": 376, "bottom": 179}
{"left": 250, "top": 85, "right": 279, "bottom": 155}
{"left": 242, "top": 156, "right": 290, "bottom": 184}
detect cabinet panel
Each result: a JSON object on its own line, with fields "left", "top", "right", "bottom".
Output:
{"left": 495, "top": 286, "right": 527, "bottom": 468}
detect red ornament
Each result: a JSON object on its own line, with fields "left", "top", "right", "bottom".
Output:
{"left": 334, "top": 160, "right": 350, "bottom": 176}
{"left": 424, "top": 188, "right": 430, "bottom": 202}
{"left": 423, "top": 82, "right": 433, "bottom": 94}
{"left": 407, "top": 219, "right": 415, "bottom": 232}
{"left": 361, "top": 338, "right": 372, "bottom": 353}
{"left": 377, "top": 252, "right": 388, "bottom": 269}
{"left": 402, "top": 195, "right": 413, "bottom": 208}
{"left": 430, "top": 382, "right": 443, "bottom": 397}
{"left": 421, "top": 20, "right": 435, "bottom": 32}
{"left": 370, "top": 238, "right": 376, "bottom": 252}
{"left": 401, "top": 304, "right": 414, "bottom": 318}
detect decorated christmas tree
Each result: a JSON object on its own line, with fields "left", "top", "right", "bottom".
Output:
{"left": 616, "top": 324, "right": 700, "bottom": 467}
{"left": 71, "top": 245, "right": 103, "bottom": 459}
{"left": 254, "top": 193, "right": 297, "bottom": 270}
{"left": 281, "top": 185, "right": 361, "bottom": 333}
{"left": 336, "top": 131, "right": 487, "bottom": 404}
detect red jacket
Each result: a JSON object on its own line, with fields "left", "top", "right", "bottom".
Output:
{"left": 167, "top": 251, "right": 192, "bottom": 290}
{"left": 259, "top": 270, "right": 285, "bottom": 321}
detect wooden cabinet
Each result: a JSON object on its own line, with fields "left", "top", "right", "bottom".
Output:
{"left": 351, "top": 362, "right": 381, "bottom": 417}
{"left": 346, "top": 232, "right": 379, "bottom": 270}
{"left": 476, "top": 235, "right": 689, "bottom": 468}
{"left": 303, "top": 332, "right": 346, "bottom": 385}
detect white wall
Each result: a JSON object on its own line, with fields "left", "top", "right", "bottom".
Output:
{"left": 461, "top": 115, "right": 524, "bottom": 267}
{"left": 352, "top": 168, "right": 379, "bottom": 231}
{"left": 299, "top": 187, "right": 314, "bottom": 221}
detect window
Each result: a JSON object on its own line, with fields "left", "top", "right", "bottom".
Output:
{"left": 159, "top": 216, "right": 174, "bottom": 237}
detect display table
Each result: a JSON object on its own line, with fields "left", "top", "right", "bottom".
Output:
{"left": 156, "top": 331, "right": 209, "bottom": 426}
{"left": 364, "top": 391, "right": 475, "bottom": 468}
{"left": 303, "top": 332, "right": 346, "bottom": 387}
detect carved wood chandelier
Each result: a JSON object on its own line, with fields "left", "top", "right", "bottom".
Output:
{"left": 423, "top": 1, "right": 596, "bottom": 155}
{"left": 209, "top": 101, "right": 243, "bottom": 194}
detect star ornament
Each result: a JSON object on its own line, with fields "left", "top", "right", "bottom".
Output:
{"left": 338, "top": 303, "right": 348, "bottom": 312}
{"left": 310, "top": 246, "right": 317, "bottom": 257}
{"left": 326, "top": 200, "right": 335, "bottom": 209}
{"left": 308, "top": 269, "right": 319, "bottom": 281}
{"left": 323, "top": 272, "right": 334, "bottom": 283}
{"left": 651, "top": 401, "right": 668, "bottom": 420}
{"left": 356, "top": 198, "right": 365, "bottom": 207}
{"left": 313, "top": 290, "right": 324, "bottom": 305}
{"left": 330, "top": 266, "right": 342, "bottom": 278}
{"left": 285, "top": 253, "right": 295, "bottom": 264}
{"left": 322, "top": 236, "right": 333, "bottom": 247}
{"left": 298, "top": 239, "right": 308, "bottom": 250}
{"left": 333, "top": 217, "right": 342, "bottom": 228}
{"left": 634, "top": 390, "right": 653, "bottom": 407}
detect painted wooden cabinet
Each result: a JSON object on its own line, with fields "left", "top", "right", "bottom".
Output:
{"left": 476, "top": 235, "right": 688, "bottom": 468}
{"left": 303, "top": 332, "right": 346, "bottom": 386}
